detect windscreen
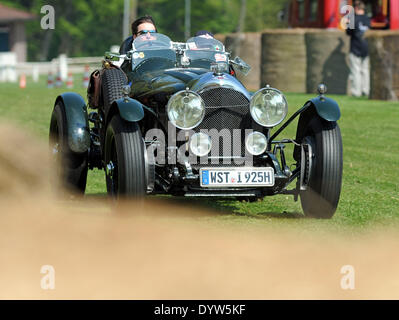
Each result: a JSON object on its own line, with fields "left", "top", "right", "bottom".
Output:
{"left": 131, "top": 33, "right": 176, "bottom": 73}
{"left": 133, "top": 33, "right": 173, "bottom": 50}
{"left": 185, "top": 36, "right": 228, "bottom": 70}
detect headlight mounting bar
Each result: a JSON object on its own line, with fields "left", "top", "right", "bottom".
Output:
{"left": 267, "top": 101, "right": 312, "bottom": 150}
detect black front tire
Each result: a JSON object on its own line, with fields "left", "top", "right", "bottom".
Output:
{"left": 300, "top": 116, "right": 343, "bottom": 218}
{"left": 104, "top": 114, "right": 146, "bottom": 197}
{"left": 49, "top": 101, "right": 88, "bottom": 193}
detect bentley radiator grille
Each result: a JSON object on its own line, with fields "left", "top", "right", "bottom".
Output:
{"left": 192, "top": 87, "right": 259, "bottom": 169}
{"left": 198, "top": 87, "right": 250, "bottom": 130}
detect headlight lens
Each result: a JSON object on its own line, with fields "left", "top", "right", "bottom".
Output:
{"left": 190, "top": 132, "right": 212, "bottom": 157}
{"left": 167, "top": 90, "right": 205, "bottom": 129}
{"left": 246, "top": 131, "right": 267, "bottom": 155}
{"left": 250, "top": 87, "right": 288, "bottom": 127}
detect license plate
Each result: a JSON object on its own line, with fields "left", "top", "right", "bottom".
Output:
{"left": 200, "top": 168, "right": 275, "bottom": 187}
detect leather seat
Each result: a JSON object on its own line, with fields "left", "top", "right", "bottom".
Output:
{"left": 119, "top": 36, "right": 133, "bottom": 54}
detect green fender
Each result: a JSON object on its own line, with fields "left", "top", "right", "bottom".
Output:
{"left": 293, "top": 96, "right": 341, "bottom": 162}
{"left": 56, "top": 92, "right": 90, "bottom": 154}
{"left": 109, "top": 97, "right": 145, "bottom": 123}
{"left": 308, "top": 96, "right": 341, "bottom": 121}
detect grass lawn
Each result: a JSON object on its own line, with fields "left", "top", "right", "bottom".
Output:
{"left": 0, "top": 76, "right": 398, "bottom": 232}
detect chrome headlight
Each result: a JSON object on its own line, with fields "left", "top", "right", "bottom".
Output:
{"left": 167, "top": 90, "right": 205, "bottom": 129}
{"left": 190, "top": 132, "right": 212, "bottom": 157}
{"left": 246, "top": 131, "right": 267, "bottom": 155}
{"left": 250, "top": 87, "right": 288, "bottom": 127}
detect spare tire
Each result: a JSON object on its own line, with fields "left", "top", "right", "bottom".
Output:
{"left": 102, "top": 68, "right": 128, "bottom": 116}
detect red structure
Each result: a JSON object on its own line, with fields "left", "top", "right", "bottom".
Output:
{"left": 289, "top": 0, "right": 399, "bottom": 30}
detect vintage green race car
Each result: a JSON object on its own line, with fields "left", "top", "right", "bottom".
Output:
{"left": 49, "top": 33, "right": 343, "bottom": 218}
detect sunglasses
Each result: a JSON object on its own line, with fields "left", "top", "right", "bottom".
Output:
{"left": 137, "top": 29, "right": 157, "bottom": 36}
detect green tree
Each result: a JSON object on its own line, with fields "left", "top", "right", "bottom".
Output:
{"left": 0, "top": 0, "right": 290, "bottom": 60}
{"left": 137, "top": 0, "right": 240, "bottom": 40}
{"left": 1, "top": 0, "right": 124, "bottom": 60}
{"left": 245, "top": 0, "right": 290, "bottom": 31}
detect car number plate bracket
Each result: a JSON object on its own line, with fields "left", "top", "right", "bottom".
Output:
{"left": 200, "top": 167, "right": 275, "bottom": 187}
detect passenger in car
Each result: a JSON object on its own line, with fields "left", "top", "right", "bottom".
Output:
{"left": 195, "top": 30, "right": 214, "bottom": 39}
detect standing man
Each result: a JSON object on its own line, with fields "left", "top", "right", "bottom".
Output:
{"left": 346, "top": 1, "right": 371, "bottom": 97}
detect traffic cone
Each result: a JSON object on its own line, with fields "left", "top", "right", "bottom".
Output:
{"left": 55, "top": 71, "right": 62, "bottom": 88}
{"left": 83, "top": 65, "right": 89, "bottom": 88}
{"left": 47, "top": 72, "right": 54, "bottom": 88}
{"left": 66, "top": 72, "right": 74, "bottom": 89}
{"left": 19, "top": 74, "right": 26, "bottom": 89}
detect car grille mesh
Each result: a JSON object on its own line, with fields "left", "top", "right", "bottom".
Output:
{"left": 198, "top": 87, "right": 250, "bottom": 130}
{"left": 193, "top": 87, "right": 257, "bottom": 169}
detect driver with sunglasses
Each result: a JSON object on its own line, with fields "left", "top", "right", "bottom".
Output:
{"left": 119, "top": 15, "right": 158, "bottom": 54}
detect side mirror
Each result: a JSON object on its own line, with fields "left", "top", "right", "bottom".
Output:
{"left": 231, "top": 56, "right": 251, "bottom": 76}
